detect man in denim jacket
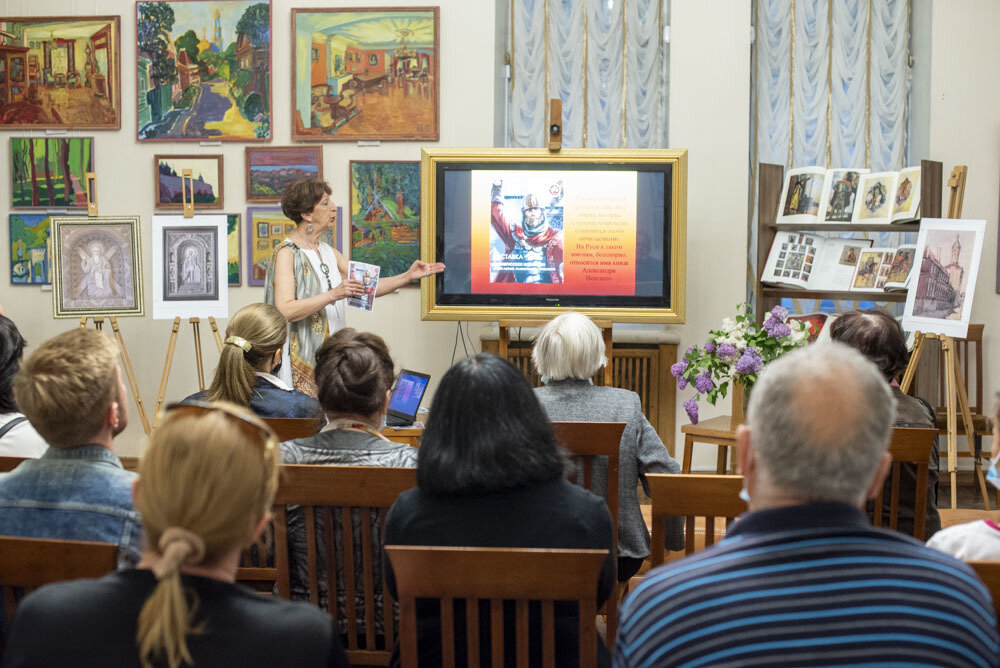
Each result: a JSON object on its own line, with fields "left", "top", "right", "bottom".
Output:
{"left": 0, "top": 329, "right": 140, "bottom": 568}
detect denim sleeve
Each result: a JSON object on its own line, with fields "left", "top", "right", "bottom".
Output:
{"left": 118, "top": 516, "right": 143, "bottom": 570}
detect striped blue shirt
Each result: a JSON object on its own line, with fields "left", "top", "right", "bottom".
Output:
{"left": 616, "top": 503, "right": 999, "bottom": 668}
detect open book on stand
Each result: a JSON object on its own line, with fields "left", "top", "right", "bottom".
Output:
{"left": 778, "top": 166, "right": 922, "bottom": 225}
{"left": 762, "top": 235, "right": 917, "bottom": 293}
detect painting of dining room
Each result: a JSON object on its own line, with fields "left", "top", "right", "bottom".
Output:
{"left": 291, "top": 8, "right": 438, "bottom": 141}
{"left": 0, "top": 16, "right": 121, "bottom": 129}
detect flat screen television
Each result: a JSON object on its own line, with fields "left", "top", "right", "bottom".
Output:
{"left": 419, "top": 148, "right": 687, "bottom": 323}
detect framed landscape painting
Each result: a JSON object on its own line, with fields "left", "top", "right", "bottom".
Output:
{"left": 0, "top": 16, "right": 122, "bottom": 129}
{"left": 245, "top": 146, "right": 322, "bottom": 201}
{"left": 10, "top": 137, "right": 93, "bottom": 209}
{"left": 154, "top": 154, "right": 224, "bottom": 209}
{"left": 290, "top": 8, "right": 439, "bottom": 141}
{"left": 350, "top": 160, "right": 420, "bottom": 277}
{"left": 9, "top": 213, "right": 85, "bottom": 285}
{"left": 136, "top": 0, "right": 271, "bottom": 141}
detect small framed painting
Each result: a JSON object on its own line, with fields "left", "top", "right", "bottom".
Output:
{"left": 245, "top": 146, "right": 323, "bottom": 201}
{"left": 154, "top": 155, "right": 224, "bottom": 209}
{"left": 226, "top": 213, "right": 241, "bottom": 286}
{"left": 9, "top": 213, "right": 85, "bottom": 285}
{"left": 246, "top": 206, "right": 342, "bottom": 286}
{"left": 10, "top": 137, "right": 94, "bottom": 210}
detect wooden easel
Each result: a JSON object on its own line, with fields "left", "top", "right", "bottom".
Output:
{"left": 78, "top": 316, "right": 151, "bottom": 435}
{"left": 498, "top": 319, "right": 614, "bottom": 386}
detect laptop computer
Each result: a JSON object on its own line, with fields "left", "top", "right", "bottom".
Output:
{"left": 385, "top": 370, "right": 431, "bottom": 427}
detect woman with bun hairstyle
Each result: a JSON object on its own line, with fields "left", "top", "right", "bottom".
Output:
{"left": 183, "top": 303, "right": 322, "bottom": 420}
{"left": 1, "top": 401, "right": 349, "bottom": 668}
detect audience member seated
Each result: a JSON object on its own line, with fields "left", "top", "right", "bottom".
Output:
{"left": 0, "top": 314, "right": 47, "bottom": 457}
{"left": 183, "top": 303, "right": 322, "bottom": 419}
{"left": 384, "top": 353, "right": 615, "bottom": 668}
{"left": 0, "top": 401, "right": 349, "bottom": 668}
{"left": 616, "top": 343, "right": 999, "bottom": 666}
{"left": 927, "top": 392, "right": 1000, "bottom": 560}
{"left": 281, "top": 328, "right": 416, "bottom": 642}
{"left": 532, "top": 311, "right": 684, "bottom": 583}
{"left": 830, "top": 309, "right": 941, "bottom": 538}
{"left": 0, "top": 329, "right": 140, "bottom": 568}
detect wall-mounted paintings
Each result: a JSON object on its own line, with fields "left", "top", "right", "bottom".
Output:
{"left": 349, "top": 160, "right": 420, "bottom": 277}
{"left": 152, "top": 214, "right": 229, "bottom": 319}
{"left": 10, "top": 137, "right": 94, "bottom": 209}
{"left": 245, "top": 146, "right": 322, "bottom": 201}
{"left": 290, "top": 8, "right": 439, "bottom": 141}
{"left": 9, "top": 213, "right": 85, "bottom": 285}
{"left": 0, "top": 16, "right": 121, "bottom": 129}
{"left": 246, "top": 207, "right": 294, "bottom": 286}
{"left": 136, "top": 0, "right": 272, "bottom": 141}
{"left": 154, "top": 155, "right": 224, "bottom": 209}
{"left": 50, "top": 216, "right": 144, "bottom": 318}
{"left": 227, "top": 213, "right": 240, "bottom": 285}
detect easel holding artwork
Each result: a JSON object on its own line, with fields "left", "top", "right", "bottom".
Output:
{"left": 78, "top": 316, "right": 152, "bottom": 436}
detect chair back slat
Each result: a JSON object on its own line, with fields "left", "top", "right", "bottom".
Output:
{"left": 261, "top": 417, "right": 323, "bottom": 441}
{"left": 321, "top": 508, "right": 339, "bottom": 633}
{"left": 361, "top": 509, "right": 377, "bottom": 650}
{"left": 648, "top": 474, "right": 747, "bottom": 564}
{"left": 466, "top": 596, "right": 480, "bottom": 667}
{"left": 441, "top": 597, "right": 455, "bottom": 668}
{"left": 305, "top": 506, "right": 319, "bottom": 606}
{"left": 386, "top": 546, "right": 608, "bottom": 668}
{"left": 966, "top": 561, "right": 1000, "bottom": 623}
{"left": 541, "top": 600, "right": 556, "bottom": 668}
{"left": 870, "top": 427, "right": 937, "bottom": 541}
{"left": 340, "top": 506, "right": 359, "bottom": 649}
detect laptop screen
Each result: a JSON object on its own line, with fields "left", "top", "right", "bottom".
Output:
{"left": 387, "top": 370, "right": 430, "bottom": 419}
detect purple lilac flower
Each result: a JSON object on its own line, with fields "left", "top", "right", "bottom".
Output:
{"left": 694, "top": 372, "right": 714, "bottom": 394}
{"left": 683, "top": 396, "right": 699, "bottom": 424}
{"left": 677, "top": 376, "right": 688, "bottom": 390}
{"left": 735, "top": 347, "right": 763, "bottom": 375}
{"left": 770, "top": 305, "right": 789, "bottom": 321}
{"left": 716, "top": 343, "right": 738, "bottom": 360}
{"left": 686, "top": 344, "right": 697, "bottom": 356}
{"left": 763, "top": 316, "right": 791, "bottom": 338}
{"left": 704, "top": 341, "right": 716, "bottom": 354}
{"left": 670, "top": 361, "right": 687, "bottom": 378}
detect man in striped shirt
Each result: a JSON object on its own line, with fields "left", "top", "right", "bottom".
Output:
{"left": 616, "top": 343, "right": 999, "bottom": 667}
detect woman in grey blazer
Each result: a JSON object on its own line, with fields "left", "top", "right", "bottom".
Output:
{"left": 532, "top": 311, "right": 684, "bottom": 582}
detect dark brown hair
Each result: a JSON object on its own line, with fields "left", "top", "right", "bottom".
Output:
{"left": 280, "top": 178, "right": 332, "bottom": 224}
{"left": 829, "top": 310, "right": 909, "bottom": 380}
{"left": 314, "top": 328, "right": 394, "bottom": 418}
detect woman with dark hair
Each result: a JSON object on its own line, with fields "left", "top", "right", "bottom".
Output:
{"left": 384, "top": 353, "right": 615, "bottom": 667}
{"left": 0, "top": 313, "right": 47, "bottom": 457}
{"left": 264, "top": 178, "right": 443, "bottom": 396}
{"left": 830, "top": 309, "right": 941, "bottom": 538}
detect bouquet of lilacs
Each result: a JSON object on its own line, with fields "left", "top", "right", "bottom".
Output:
{"left": 671, "top": 304, "right": 809, "bottom": 424}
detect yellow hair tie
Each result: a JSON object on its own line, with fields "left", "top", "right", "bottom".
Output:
{"left": 225, "top": 336, "right": 251, "bottom": 352}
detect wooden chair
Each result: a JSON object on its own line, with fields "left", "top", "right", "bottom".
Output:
{"left": 385, "top": 545, "right": 609, "bottom": 668}
{"left": 966, "top": 561, "right": 1000, "bottom": 628}
{"left": 647, "top": 473, "right": 747, "bottom": 565}
{"left": 261, "top": 417, "right": 324, "bottom": 442}
{"left": 272, "top": 465, "right": 417, "bottom": 666}
{"left": 0, "top": 536, "right": 117, "bottom": 630}
{"left": 550, "top": 421, "right": 624, "bottom": 643}
{"left": 870, "top": 427, "right": 938, "bottom": 541}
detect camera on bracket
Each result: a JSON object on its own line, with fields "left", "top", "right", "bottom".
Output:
{"left": 549, "top": 123, "right": 561, "bottom": 136}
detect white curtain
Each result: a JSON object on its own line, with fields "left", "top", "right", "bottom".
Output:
{"left": 509, "top": 0, "right": 667, "bottom": 148}
{"left": 792, "top": 0, "right": 829, "bottom": 168}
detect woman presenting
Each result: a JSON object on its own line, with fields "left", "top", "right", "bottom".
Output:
{"left": 265, "top": 178, "right": 443, "bottom": 396}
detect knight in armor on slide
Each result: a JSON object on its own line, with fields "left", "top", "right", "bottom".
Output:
{"left": 490, "top": 179, "right": 564, "bottom": 284}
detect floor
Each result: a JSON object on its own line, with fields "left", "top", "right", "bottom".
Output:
{"left": 33, "top": 85, "right": 117, "bottom": 125}
{"left": 313, "top": 78, "right": 436, "bottom": 137}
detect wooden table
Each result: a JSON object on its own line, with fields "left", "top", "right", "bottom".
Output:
{"left": 382, "top": 426, "right": 422, "bottom": 448}
{"left": 680, "top": 415, "right": 740, "bottom": 474}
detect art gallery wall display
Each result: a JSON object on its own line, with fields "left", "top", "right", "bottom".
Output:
{"left": 290, "top": 7, "right": 439, "bottom": 141}
{"left": 152, "top": 214, "right": 229, "bottom": 319}
{"left": 349, "top": 160, "right": 420, "bottom": 277}
{"left": 10, "top": 137, "right": 94, "bottom": 209}
{"left": 136, "top": 0, "right": 272, "bottom": 141}
{"left": 9, "top": 213, "right": 85, "bottom": 285}
{"left": 777, "top": 165, "right": 921, "bottom": 225}
{"left": 245, "top": 146, "right": 322, "bottom": 201}
{"left": 154, "top": 154, "right": 224, "bottom": 209}
{"left": 50, "top": 216, "right": 144, "bottom": 318}
{"left": 0, "top": 16, "right": 122, "bottom": 129}
{"left": 227, "top": 213, "right": 240, "bottom": 285}
{"left": 903, "top": 218, "right": 987, "bottom": 339}
{"left": 246, "top": 205, "right": 341, "bottom": 286}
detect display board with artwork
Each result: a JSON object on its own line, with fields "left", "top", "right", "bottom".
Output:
{"left": 152, "top": 214, "right": 229, "bottom": 319}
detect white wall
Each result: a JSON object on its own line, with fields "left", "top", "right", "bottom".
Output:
{"left": 929, "top": 0, "right": 999, "bottom": 455}
{"left": 0, "top": 0, "right": 496, "bottom": 456}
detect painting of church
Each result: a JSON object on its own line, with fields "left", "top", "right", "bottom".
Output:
{"left": 0, "top": 16, "right": 120, "bottom": 129}
{"left": 292, "top": 8, "right": 438, "bottom": 141}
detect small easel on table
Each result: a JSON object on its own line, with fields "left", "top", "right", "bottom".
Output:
{"left": 151, "top": 171, "right": 224, "bottom": 428}
{"left": 900, "top": 165, "right": 988, "bottom": 509}
{"left": 498, "top": 319, "right": 614, "bottom": 386}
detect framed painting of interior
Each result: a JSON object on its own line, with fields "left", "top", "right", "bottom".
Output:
{"left": 246, "top": 205, "right": 340, "bottom": 286}
{"left": 9, "top": 213, "right": 86, "bottom": 285}
{"left": 349, "top": 160, "right": 420, "bottom": 277}
{"left": 0, "top": 16, "right": 121, "bottom": 129}
{"left": 10, "top": 137, "right": 94, "bottom": 209}
{"left": 136, "top": 0, "right": 272, "bottom": 141}
{"left": 290, "top": 8, "right": 439, "bottom": 141}
{"left": 154, "top": 154, "right": 224, "bottom": 209}
{"left": 50, "top": 215, "right": 144, "bottom": 318}
{"left": 245, "top": 146, "right": 322, "bottom": 201}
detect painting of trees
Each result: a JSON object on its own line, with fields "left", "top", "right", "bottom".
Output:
{"left": 10, "top": 138, "right": 93, "bottom": 209}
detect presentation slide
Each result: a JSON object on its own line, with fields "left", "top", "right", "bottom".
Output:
{"left": 469, "top": 170, "right": 639, "bottom": 295}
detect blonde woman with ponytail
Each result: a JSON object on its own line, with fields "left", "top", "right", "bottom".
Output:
{"left": 2, "top": 401, "right": 349, "bottom": 668}
{"left": 182, "top": 303, "right": 322, "bottom": 420}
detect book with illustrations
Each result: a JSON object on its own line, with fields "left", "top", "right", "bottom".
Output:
{"left": 761, "top": 232, "right": 874, "bottom": 290}
{"left": 777, "top": 167, "right": 828, "bottom": 223}
{"left": 849, "top": 247, "right": 896, "bottom": 292}
{"left": 346, "top": 261, "right": 380, "bottom": 312}
{"left": 889, "top": 166, "right": 922, "bottom": 223}
{"left": 777, "top": 166, "right": 921, "bottom": 225}
{"left": 817, "top": 169, "right": 869, "bottom": 222}
{"left": 787, "top": 313, "right": 830, "bottom": 344}
{"left": 882, "top": 244, "right": 917, "bottom": 291}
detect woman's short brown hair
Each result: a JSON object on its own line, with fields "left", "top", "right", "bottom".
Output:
{"left": 314, "top": 328, "right": 394, "bottom": 418}
{"left": 280, "top": 178, "right": 332, "bottom": 224}
{"left": 829, "top": 310, "right": 909, "bottom": 380}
